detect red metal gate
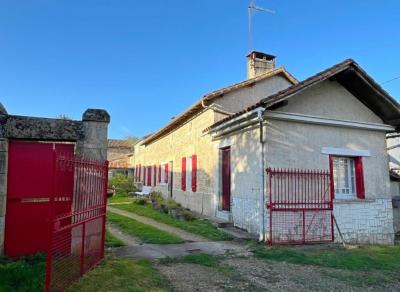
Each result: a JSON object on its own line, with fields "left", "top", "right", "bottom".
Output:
{"left": 266, "top": 168, "right": 334, "bottom": 245}
{"left": 4, "top": 141, "right": 74, "bottom": 257}
{"left": 45, "top": 154, "right": 108, "bottom": 292}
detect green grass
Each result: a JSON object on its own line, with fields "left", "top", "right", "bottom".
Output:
{"left": 252, "top": 244, "right": 400, "bottom": 271}
{"left": 112, "top": 202, "right": 232, "bottom": 241}
{"left": 105, "top": 230, "right": 125, "bottom": 248}
{"left": 107, "top": 193, "right": 132, "bottom": 204}
{"left": 160, "top": 253, "right": 224, "bottom": 268}
{"left": 69, "top": 257, "right": 172, "bottom": 292}
{"left": 0, "top": 253, "right": 46, "bottom": 292}
{"left": 107, "top": 212, "right": 184, "bottom": 244}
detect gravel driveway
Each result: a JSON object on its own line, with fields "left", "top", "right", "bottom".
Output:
{"left": 156, "top": 255, "right": 400, "bottom": 292}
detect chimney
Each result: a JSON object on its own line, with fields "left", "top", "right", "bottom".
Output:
{"left": 247, "top": 51, "right": 276, "bottom": 79}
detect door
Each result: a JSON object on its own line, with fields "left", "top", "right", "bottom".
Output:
{"left": 221, "top": 147, "right": 231, "bottom": 211}
{"left": 4, "top": 141, "right": 74, "bottom": 257}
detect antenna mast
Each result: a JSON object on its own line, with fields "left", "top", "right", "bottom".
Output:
{"left": 248, "top": 1, "right": 275, "bottom": 52}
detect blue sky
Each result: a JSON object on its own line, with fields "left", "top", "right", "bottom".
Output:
{"left": 1, "top": 0, "right": 399, "bottom": 138}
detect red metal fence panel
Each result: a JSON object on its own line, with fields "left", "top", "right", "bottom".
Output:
{"left": 45, "top": 154, "right": 108, "bottom": 292}
{"left": 266, "top": 168, "right": 334, "bottom": 245}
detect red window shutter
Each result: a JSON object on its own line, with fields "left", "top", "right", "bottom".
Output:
{"left": 148, "top": 167, "right": 152, "bottom": 186}
{"left": 355, "top": 157, "right": 365, "bottom": 199}
{"left": 153, "top": 165, "right": 156, "bottom": 186}
{"left": 181, "top": 157, "right": 186, "bottom": 191}
{"left": 158, "top": 165, "right": 161, "bottom": 183}
{"left": 165, "top": 163, "right": 169, "bottom": 183}
{"left": 192, "top": 155, "right": 197, "bottom": 192}
{"left": 328, "top": 155, "right": 334, "bottom": 200}
{"left": 139, "top": 164, "right": 141, "bottom": 182}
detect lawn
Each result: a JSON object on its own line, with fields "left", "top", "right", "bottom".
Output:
{"left": 105, "top": 229, "right": 126, "bottom": 248}
{"left": 0, "top": 253, "right": 46, "bottom": 292}
{"left": 252, "top": 244, "right": 400, "bottom": 271}
{"left": 107, "top": 212, "right": 184, "bottom": 244}
{"left": 69, "top": 257, "right": 172, "bottom": 292}
{"left": 107, "top": 193, "right": 132, "bottom": 204}
{"left": 111, "top": 202, "right": 232, "bottom": 241}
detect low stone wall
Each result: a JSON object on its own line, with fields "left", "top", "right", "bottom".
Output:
{"left": 333, "top": 198, "right": 394, "bottom": 245}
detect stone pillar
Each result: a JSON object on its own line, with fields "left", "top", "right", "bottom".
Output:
{"left": 76, "top": 109, "right": 110, "bottom": 161}
{"left": 0, "top": 103, "right": 7, "bottom": 254}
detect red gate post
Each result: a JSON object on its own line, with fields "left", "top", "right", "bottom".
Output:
{"left": 100, "top": 160, "right": 109, "bottom": 259}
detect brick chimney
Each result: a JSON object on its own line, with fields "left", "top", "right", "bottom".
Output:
{"left": 247, "top": 51, "right": 276, "bottom": 79}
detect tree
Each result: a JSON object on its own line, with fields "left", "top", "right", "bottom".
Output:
{"left": 125, "top": 135, "right": 140, "bottom": 150}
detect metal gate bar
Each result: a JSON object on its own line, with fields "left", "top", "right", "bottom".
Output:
{"left": 266, "top": 168, "right": 334, "bottom": 245}
{"left": 45, "top": 153, "right": 108, "bottom": 292}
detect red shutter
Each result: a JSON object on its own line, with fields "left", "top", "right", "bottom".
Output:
{"left": 158, "top": 165, "right": 161, "bottom": 183}
{"left": 355, "top": 157, "right": 365, "bottom": 199}
{"left": 147, "top": 166, "right": 152, "bottom": 186}
{"left": 139, "top": 164, "right": 141, "bottom": 182}
{"left": 192, "top": 155, "right": 197, "bottom": 192}
{"left": 328, "top": 155, "right": 334, "bottom": 199}
{"left": 181, "top": 157, "right": 186, "bottom": 191}
{"left": 165, "top": 163, "right": 169, "bottom": 183}
{"left": 153, "top": 165, "right": 156, "bottom": 186}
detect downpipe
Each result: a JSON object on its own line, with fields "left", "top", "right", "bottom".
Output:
{"left": 257, "top": 108, "right": 266, "bottom": 242}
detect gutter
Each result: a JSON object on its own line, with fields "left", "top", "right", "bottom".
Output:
{"left": 257, "top": 108, "right": 266, "bottom": 242}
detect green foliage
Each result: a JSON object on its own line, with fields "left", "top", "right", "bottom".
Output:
{"left": 125, "top": 136, "right": 141, "bottom": 151}
{"left": 135, "top": 197, "right": 148, "bottom": 205}
{"left": 69, "top": 257, "right": 172, "bottom": 292}
{"left": 108, "top": 173, "right": 135, "bottom": 194}
{"left": 251, "top": 245, "right": 400, "bottom": 271}
{"left": 105, "top": 230, "right": 125, "bottom": 248}
{"left": 107, "top": 212, "right": 184, "bottom": 244}
{"left": 112, "top": 203, "right": 232, "bottom": 241}
{"left": 0, "top": 253, "right": 46, "bottom": 292}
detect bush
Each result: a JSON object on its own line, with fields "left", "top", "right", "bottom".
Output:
{"left": 149, "top": 192, "right": 196, "bottom": 221}
{"left": 135, "top": 197, "right": 148, "bottom": 205}
{"left": 109, "top": 173, "right": 135, "bottom": 194}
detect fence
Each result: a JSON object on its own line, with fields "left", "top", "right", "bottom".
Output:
{"left": 45, "top": 154, "right": 108, "bottom": 292}
{"left": 266, "top": 168, "right": 334, "bottom": 245}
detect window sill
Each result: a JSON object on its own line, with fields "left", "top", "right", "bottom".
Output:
{"left": 334, "top": 198, "right": 373, "bottom": 204}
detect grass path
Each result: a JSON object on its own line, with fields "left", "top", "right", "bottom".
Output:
{"left": 108, "top": 206, "right": 208, "bottom": 242}
{"left": 109, "top": 203, "right": 231, "bottom": 241}
{"left": 107, "top": 212, "right": 184, "bottom": 244}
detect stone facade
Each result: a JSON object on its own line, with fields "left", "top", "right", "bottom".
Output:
{"left": 130, "top": 74, "right": 292, "bottom": 217}
{"left": 333, "top": 199, "right": 394, "bottom": 244}
{"left": 215, "top": 80, "right": 395, "bottom": 244}
{"left": 0, "top": 103, "right": 110, "bottom": 254}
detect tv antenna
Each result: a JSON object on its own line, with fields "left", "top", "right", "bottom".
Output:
{"left": 248, "top": 1, "right": 275, "bottom": 52}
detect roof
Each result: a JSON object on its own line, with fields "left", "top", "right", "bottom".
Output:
{"left": 142, "top": 67, "right": 298, "bottom": 145}
{"left": 108, "top": 139, "right": 131, "bottom": 149}
{"left": 205, "top": 59, "right": 400, "bottom": 132}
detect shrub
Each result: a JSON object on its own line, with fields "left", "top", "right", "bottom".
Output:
{"left": 109, "top": 173, "right": 135, "bottom": 194}
{"left": 135, "top": 197, "right": 148, "bottom": 205}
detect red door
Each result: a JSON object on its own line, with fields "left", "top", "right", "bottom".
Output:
{"left": 4, "top": 141, "right": 74, "bottom": 257}
{"left": 221, "top": 147, "right": 231, "bottom": 211}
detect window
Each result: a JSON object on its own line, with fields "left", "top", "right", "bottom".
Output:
{"left": 332, "top": 157, "right": 355, "bottom": 197}
{"left": 330, "top": 156, "right": 365, "bottom": 199}
{"left": 160, "top": 163, "right": 168, "bottom": 184}
{"left": 181, "top": 155, "right": 197, "bottom": 192}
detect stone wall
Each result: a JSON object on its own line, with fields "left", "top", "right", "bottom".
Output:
{"left": 333, "top": 199, "right": 394, "bottom": 244}
{"left": 132, "top": 108, "right": 218, "bottom": 217}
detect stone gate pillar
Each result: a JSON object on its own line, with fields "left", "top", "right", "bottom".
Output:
{"left": 76, "top": 109, "right": 111, "bottom": 161}
{"left": 0, "top": 104, "right": 7, "bottom": 254}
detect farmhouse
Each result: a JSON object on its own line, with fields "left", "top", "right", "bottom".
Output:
{"left": 131, "top": 52, "right": 400, "bottom": 244}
